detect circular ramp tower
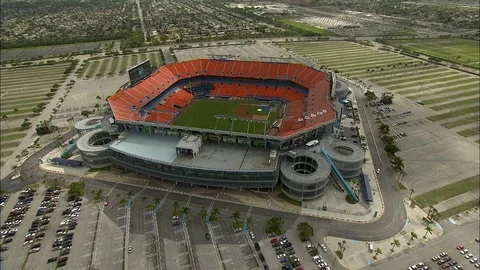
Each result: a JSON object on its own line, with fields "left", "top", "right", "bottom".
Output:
{"left": 280, "top": 149, "right": 331, "bottom": 201}
{"left": 77, "top": 129, "right": 113, "bottom": 168}
{"left": 74, "top": 116, "right": 104, "bottom": 136}
{"left": 322, "top": 141, "right": 364, "bottom": 179}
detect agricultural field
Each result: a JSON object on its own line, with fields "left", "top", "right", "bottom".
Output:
{"left": 279, "top": 41, "right": 479, "bottom": 141}
{"left": 79, "top": 52, "right": 164, "bottom": 79}
{"left": 173, "top": 99, "right": 281, "bottom": 135}
{"left": 381, "top": 38, "right": 480, "bottom": 69}
{"left": 0, "top": 62, "right": 70, "bottom": 164}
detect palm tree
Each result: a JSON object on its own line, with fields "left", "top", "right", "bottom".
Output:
{"left": 90, "top": 190, "right": 96, "bottom": 196}
{"left": 390, "top": 238, "right": 400, "bottom": 252}
{"left": 373, "top": 247, "right": 382, "bottom": 259}
{"left": 200, "top": 206, "right": 208, "bottom": 221}
{"left": 116, "top": 192, "right": 121, "bottom": 199}
{"left": 126, "top": 191, "right": 134, "bottom": 199}
{"left": 141, "top": 196, "right": 148, "bottom": 203}
{"left": 230, "top": 210, "right": 241, "bottom": 221}
{"left": 13, "top": 108, "right": 19, "bottom": 114}
{"left": 211, "top": 207, "right": 220, "bottom": 219}
{"left": 154, "top": 197, "right": 161, "bottom": 205}
{"left": 2, "top": 114, "right": 10, "bottom": 129}
{"left": 173, "top": 201, "right": 179, "bottom": 211}
{"left": 181, "top": 206, "right": 190, "bottom": 219}
{"left": 423, "top": 225, "right": 433, "bottom": 239}
{"left": 246, "top": 216, "right": 253, "bottom": 228}
{"left": 409, "top": 188, "right": 415, "bottom": 199}
{"left": 408, "top": 231, "right": 418, "bottom": 245}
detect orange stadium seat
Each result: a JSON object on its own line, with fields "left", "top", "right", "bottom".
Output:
{"left": 240, "top": 62, "right": 252, "bottom": 77}
{"left": 190, "top": 60, "right": 203, "bottom": 76}
{"left": 223, "top": 61, "right": 235, "bottom": 76}
{"left": 250, "top": 62, "right": 261, "bottom": 78}
{"left": 210, "top": 83, "right": 221, "bottom": 95}
{"left": 246, "top": 85, "right": 257, "bottom": 97}
{"left": 236, "top": 84, "right": 248, "bottom": 97}
{"left": 277, "top": 64, "right": 288, "bottom": 78}
{"left": 176, "top": 62, "right": 189, "bottom": 78}
{"left": 275, "top": 87, "right": 288, "bottom": 98}
{"left": 216, "top": 61, "right": 227, "bottom": 76}
{"left": 205, "top": 61, "right": 218, "bottom": 76}
{"left": 227, "top": 84, "right": 238, "bottom": 96}
{"left": 292, "top": 65, "right": 309, "bottom": 84}
{"left": 165, "top": 64, "right": 180, "bottom": 79}
{"left": 232, "top": 62, "right": 242, "bottom": 77}
{"left": 256, "top": 86, "right": 267, "bottom": 97}
{"left": 265, "top": 86, "right": 275, "bottom": 97}
{"left": 218, "top": 84, "right": 230, "bottom": 96}
{"left": 259, "top": 63, "right": 269, "bottom": 79}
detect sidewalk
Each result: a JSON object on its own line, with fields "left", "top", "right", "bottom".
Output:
{"left": 324, "top": 199, "right": 444, "bottom": 270}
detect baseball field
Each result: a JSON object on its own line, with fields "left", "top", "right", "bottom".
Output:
{"left": 172, "top": 99, "right": 281, "bottom": 135}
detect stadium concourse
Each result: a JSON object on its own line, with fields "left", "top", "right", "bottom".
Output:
{"left": 72, "top": 58, "right": 366, "bottom": 202}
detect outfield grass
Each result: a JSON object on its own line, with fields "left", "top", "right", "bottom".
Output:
{"left": 120, "top": 56, "right": 128, "bottom": 74}
{"left": 457, "top": 127, "right": 479, "bottom": 137}
{"left": 0, "top": 133, "right": 27, "bottom": 141}
{"left": 98, "top": 58, "right": 111, "bottom": 76}
{"left": 280, "top": 19, "right": 339, "bottom": 36}
{"left": 413, "top": 175, "right": 479, "bottom": 208}
{"left": 430, "top": 98, "right": 479, "bottom": 111}
{"left": 86, "top": 61, "right": 100, "bottom": 78}
{"left": 173, "top": 99, "right": 281, "bottom": 135}
{"left": 109, "top": 57, "right": 120, "bottom": 75}
{"left": 382, "top": 38, "right": 480, "bottom": 69}
{"left": 442, "top": 115, "right": 479, "bottom": 129}
{"left": 78, "top": 62, "right": 90, "bottom": 78}
{"left": 1, "top": 96, "right": 50, "bottom": 106}
{"left": 439, "top": 199, "right": 480, "bottom": 219}
{"left": 427, "top": 106, "right": 479, "bottom": 121}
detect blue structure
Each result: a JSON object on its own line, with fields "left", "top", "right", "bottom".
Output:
{"left": 320, "top": 149, "right": 359, "bottom": 202}
{"left": 359, "top": 174, "right": 373, "bottom": 202}
{"left": 60, "top": 142, "right": 77, "bottom": 158}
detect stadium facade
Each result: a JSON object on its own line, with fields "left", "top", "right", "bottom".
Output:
{"left": 76, "top": 59, "right": 363, "bottom": 201}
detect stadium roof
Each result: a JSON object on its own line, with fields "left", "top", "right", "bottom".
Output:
{"left": 108, "top": 59, "right": 335, "bottom": 137}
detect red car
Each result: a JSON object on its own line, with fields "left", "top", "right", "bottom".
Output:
{"left": 270, "top": 238, "right": 278, "bottom": 243}
{"left": 104, "top": 201, "right": 109, "bottom": 206}
{"left": 456, "top": 245, "right": 464, "bottom": 250}
{"left": 296, "top": 267, "right": 304, "bottom": 270}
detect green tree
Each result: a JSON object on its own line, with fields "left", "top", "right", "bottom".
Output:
{"left": 13, "top": 108, "right": 19, "bottom": 114}
{"left": 230, "top": 210, "right": 241, "bottom": 221}
{"left": 68, "top": 181, "right": 85, "bottom": 198}
{"left": 384, "top": 143, "right": 399, "bottom": 155}
{"left": 390, "top": 238, "right": 400, "bottom": 252}
{"left": 126, "top": 191, "right": 134, "bottom": 198}
{"left": 180, "top": 206, "right": 190, "bottom": 219}
{"left": 423, "top": 225, "right": 433, "bottom": 239}
{"left": 154, "top": 197, "right": 161, "bottom": 205}
{"left": 200, "top": 206, "right": 208, "bottom": 221}
{"left": 379, "top": 123, "right": 390, "bottom": 135}
{"left": 265, "top": 216, "right": 284, "bottom": 235}
{"left": 173, "top": 201, "right": 179, "bottom": 211}
{"left": 246, "top": 216, "right": 253, "bottom": 228}
{"left": 408, "top": 231, "right": 418, "bottom": 245}
{"left": 119, "top": 198, "right": 127, "bottom": 205}
{"left": 141, "top": 196, "right": 148, "bottom": 203}
{"left": 381, "top": 135, "right": 394, "bottom": 145}
{"left": 409, "top": 188, "right": 415, "bottom": 199}
{"left": 81, "top": 110, "right": 91, "bottom": 118}
{"left": 373, "top": 247, "right": 382, "bottom": 259}
{"left": 211, "top": 207, "right": 220, "bottom": 219}
{"left": 391, "top": 156, "right": 404, "bottom": 172}
{"left": 297, "top": 222, "right": 314, "bottom": 241}
{"left": 381, "top": 92, "right": 394, "bottom": 104}
{"left": 364, "top": 90, "right": 377, "bottom": 101}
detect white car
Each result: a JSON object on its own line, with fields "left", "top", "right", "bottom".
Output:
{"left": 23, "top": 240, "right": 33, "bottom": 246}
{"left": 277, "top": 253, "right": 285, "bottom": 258}
{"left": 376, "top": 168, "right": 380, "bottom": 174}
{"left": 471, "top": 258, "right": 478, "bottom": 263}
{"left": 29, "top": 247, "right": 40, "bottom": 253}
{"left": 249, "top": 231, "right": 255, "bottom": 239}
{"left": 320, "top": 244, "right": 327, "bottom": 252}
{"left": 465, "top": 254, "right": 474, "bottom": 259}
{"left": 460, "top": 249, "right": 469, "bottom": 254}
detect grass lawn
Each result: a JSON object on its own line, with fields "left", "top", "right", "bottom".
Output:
{"left": 413, "top": 175, "right": 479, "bottom": 208}
{"left": 131, "top": 55, "right": 138, "bottom": 66}
{"left": 427, "top": 106, "right": 479, "bottom": 121}
{"left": 0, "top": 127, "right": 23, "bottom": 134}
{"left": 399, "top": 78, "right": 479, "bottom": 95}
{"left": 86, "top": 61, "right": 100, "bottom": 78}
{"left": 140, "top": 54, "right": 148, "bottom": 62}
{"left": 173, "top": 99, "right": 281, "bottom": 135}
{"left": 430, "top": 98, "right": 479, "bottom": 111}
{"left": 109, "top": 57, "right": 120, "bottom": 75}
{"left": 0, "top": 133, "right": 27, "bottom": 141}
{"left": 98, "top": 58, "right": 111, "bottom": 76}
{"left": 457, "top": 127, "right": 480, "bottom": 137}
{"left": 442, "top": 115, "right": 479, "bottom": 129}
{"left": 277, "top": 192, "right": 302, "bottom": 207}
{"left": 381, "top": 38, "right": 480, "bottom": 69}
{"left": 120, "top": 56, "right": 129, "bottom": 74}
{"left": 439, "top": 199, "right": 479, "bottom": 219}
{"left": 421, "top": 90, "right": 479, "bottom": 105}
{"left": 1, "top": 96, "right": 49, "bottom": 107}
{"left": 78, "top": 62, "right": 90, "bottom": 78}
{"left": 280, "top": 19, "right": 339, "bottom": 36}
{"left": 1, "top": 107, "right": 36, "bottom": 115}
{"left": 0, "top": 151, "right": 13, "bottom": 158}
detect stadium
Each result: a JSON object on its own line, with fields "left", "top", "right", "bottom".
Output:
{"left": 75, "top": 58, "right": 365, "bottom": 201}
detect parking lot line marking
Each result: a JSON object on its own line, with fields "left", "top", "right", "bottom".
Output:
{"left": 114, "top": 247, "right": 123, "bottom": 252}
{"left": 222, "top": 258, "right": 233, "bottom": 263}
{"left": 113, "top": 259, "right": 124, "bottom": 265}
{"left": 215, "top": 235, "right": 224, "bottom": 240}
{"left": 219, "top": 246, "right": 229, "bottom": 251}
{"left": 88, "top": 220, "right": 97, "bottom": 225}
{"left": 244, "top": 254, "right": 254, "bottom": 260}
{"left": 81, "top": 253, "right": 92, "bottom": 258}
